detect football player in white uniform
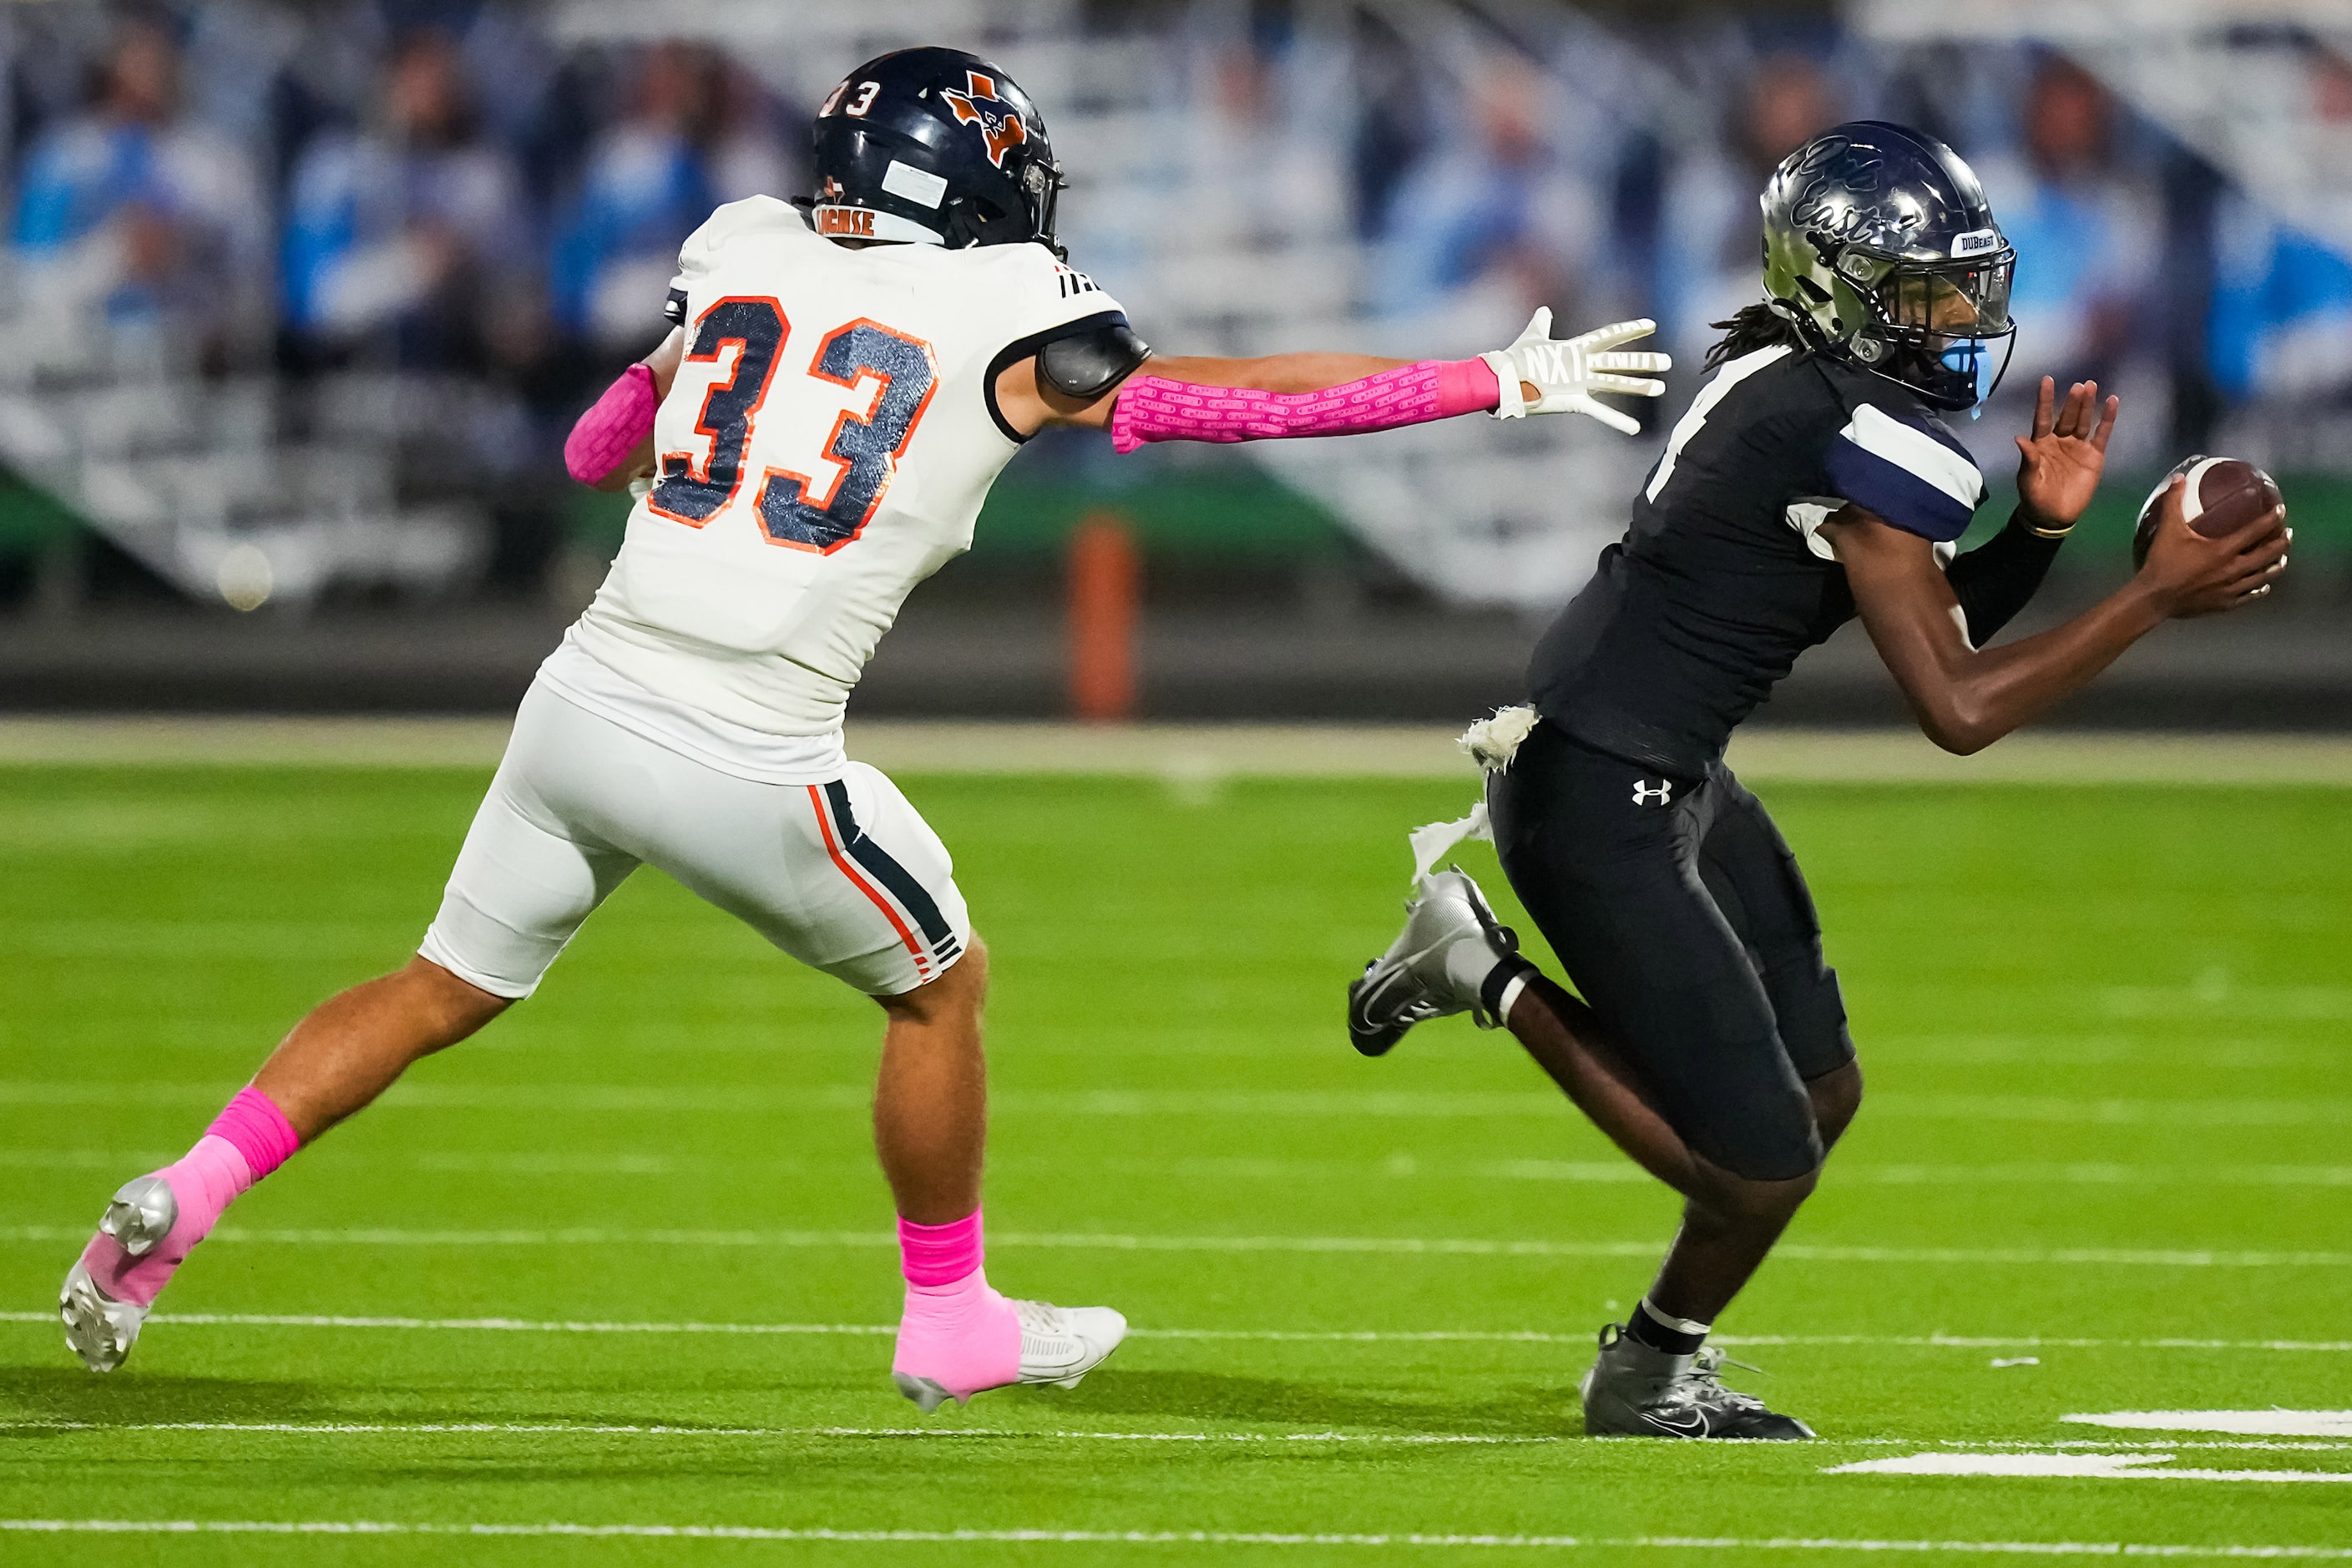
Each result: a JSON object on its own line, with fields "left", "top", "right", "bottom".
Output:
{"left": 62, "top": 47, "right": 1668, "bottom": 1411}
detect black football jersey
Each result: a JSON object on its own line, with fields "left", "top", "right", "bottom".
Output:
{"left": 1528, "top": 345, "right": 1988, "bottom": 776}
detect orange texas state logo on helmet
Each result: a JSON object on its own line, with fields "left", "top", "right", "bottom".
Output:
{"left": 939, "top": 70, "right": 1028, "bottom": 169}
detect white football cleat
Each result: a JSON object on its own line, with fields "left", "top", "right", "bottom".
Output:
{"left": 1014, "top": 1298, "right": 1127, "bottom": 1388}
{"left": 891, "top": 1298, "right": 1129, "bottom": 1414}
{"left": 60, "top": 1174, "right": 181, "bottom": 1373}
{"left": 60, "top": 1262, "right": 149, "bottom": 1373}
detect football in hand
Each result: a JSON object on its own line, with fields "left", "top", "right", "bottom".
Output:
{"left": 2132, "top": 455, "right": 2285, "bottom": 568}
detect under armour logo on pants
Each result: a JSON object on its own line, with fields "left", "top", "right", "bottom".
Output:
{"left": 1631, "top": 778, "right": 1674, "bottom": 807}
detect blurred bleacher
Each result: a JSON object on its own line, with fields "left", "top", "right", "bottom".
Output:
{"left": 0, "top": 0, "right": 2345, "bottom": 724}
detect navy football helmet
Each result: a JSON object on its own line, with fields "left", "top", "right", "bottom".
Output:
{"left": 810, "top": 48, "right": 1065, "bottom": 256}
{"left": 1760, "top": 120, "right": 2016, "bottom": 412}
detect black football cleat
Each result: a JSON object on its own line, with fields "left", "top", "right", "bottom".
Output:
{"left": 1347, "top": 868, "right": 1521, "bottom": 1057}
{"left": 1578, "top": 1323, "right": 1815, "bottom": 1440}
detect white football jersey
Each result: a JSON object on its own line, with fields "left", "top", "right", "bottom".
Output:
{"left": 568, "top": 196, "right": 1125, "bottom": 735}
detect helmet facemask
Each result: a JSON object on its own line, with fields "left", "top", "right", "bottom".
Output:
{"left": 938, "top": 149, "right": 1064, "bottom": 256}
{"left": 1020, "top": 156, "right": 1066, "bottom": 260}
{"left": 1776, "top": 235, "right": 2017, "bottom": 414}
{"left": 1849, "top": 255, "right": 2016, "bottom": 415}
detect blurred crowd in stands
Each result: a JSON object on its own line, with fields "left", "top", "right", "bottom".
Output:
{"left": 2, "top": 1, "right": 2348, "bottom": 586}
{"left": 1332, "top": 11, "right": 2352, "bottom": 465}
{"left": 5, "top": 5, "right": 802, "bottom": 406}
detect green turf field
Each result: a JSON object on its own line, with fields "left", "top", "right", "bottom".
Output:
{"left": 3, "top": 761, "right": 2349, "bottom": 1564}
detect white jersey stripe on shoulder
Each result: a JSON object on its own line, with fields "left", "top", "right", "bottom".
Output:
{"left": 1838, "top": 403, "right": 1984, "bottom": 509}
{"left": 1643, "top": 345, "right": 1792, "bottom": 504}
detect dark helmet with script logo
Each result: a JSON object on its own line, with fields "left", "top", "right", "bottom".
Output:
{"left": 1760, "top": 120, "right": 2016, "bottom": 412}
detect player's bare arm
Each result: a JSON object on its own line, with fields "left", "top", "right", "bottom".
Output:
{"left": 1827, "top": 377, "right": 2288, "bottom": 755}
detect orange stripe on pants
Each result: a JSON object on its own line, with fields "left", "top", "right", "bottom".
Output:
{"left": 807, "top": 784, "right": 929, "bottom": 974}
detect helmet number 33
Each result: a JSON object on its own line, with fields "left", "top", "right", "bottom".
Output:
{"left": 651, "top": 297, "right": 938, "bottom": 555}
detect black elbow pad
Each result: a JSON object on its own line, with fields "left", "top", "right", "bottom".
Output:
{"left": 1039, "top": 317, "right": 1151, "bottom": 400}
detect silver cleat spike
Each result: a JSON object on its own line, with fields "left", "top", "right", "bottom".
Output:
{"left": 98, "top": 1175, "right": 178, "bottom": 1259}
{"left": 59, "top": 1262, "right": 148, "bottom": 1373}
{"left": 892, "top": 1373, "right": 954, "bottom": 1414}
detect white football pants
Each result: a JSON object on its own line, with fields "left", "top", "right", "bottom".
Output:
{"left": 419, "top": 680, "right": 969, "bottom": 999}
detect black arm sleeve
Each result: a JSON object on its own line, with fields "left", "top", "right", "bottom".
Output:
{"left": 1946, "top": 511, "right": 2066, "bottom": 645}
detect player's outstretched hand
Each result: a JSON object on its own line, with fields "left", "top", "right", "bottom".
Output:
{"left": 2015, "top": 376, "right": 2118, "bottom": 534}
{"left": 1483, "top": 309, "right": 1670, "bottom": 434}
{"left": 2137, "top": 473, "right": 2289, "bottom": 618}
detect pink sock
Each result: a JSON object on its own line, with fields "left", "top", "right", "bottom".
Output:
{"left": 79, "top": 1087, "right": 300, "bottom": 1308}
{"left": 890, "top": 1208, "right": 1020, "bottom": 1401}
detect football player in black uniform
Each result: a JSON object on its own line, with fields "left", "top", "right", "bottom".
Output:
{"left": 1348, "top": 122, "right": 2289, "bottom": 1439}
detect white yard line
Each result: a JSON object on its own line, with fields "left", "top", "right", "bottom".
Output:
{"left": 5, "top": 1150, "right": 2349, "bottom": 1191}
{"left": 0, "top": 1422, "right": 1557, "bottom": 1445}
{"left": 3, "top": 1224, "right": 2343, "bottom": 1267}
{"left": 5, "top": 1520, "right": 2351, "bottom": 1555}
{"left": 4, "top": 1309, "right": 2349, "bottom": 1354}
{"left": 4, "top": 1080, "right": 2344, "bottom": 1127}
{"left": 1490, "top": 1161, "right": 2352, "bottom": 1189}
{"left": 1828, "top": 1453, "right": 2352, "bottom": 1484}
{"left": 6, "top": 717, "right": 2352, "bottom": 786}
{"left": 2065, "top": 1413, "right": 2352, "bottom": 1439}
{"left": 16, "top": 1147, "right": 2352, "bottom": 1190}
{"left": 0, "top": 1420, "right": 2342, "bottom": 1455}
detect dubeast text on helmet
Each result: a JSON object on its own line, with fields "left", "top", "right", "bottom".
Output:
{"left": 1760, "top": 120, "right": 2016, "bottom": 412}
{"left": 809, "top": 47, "right": 1065, "bottom": 256}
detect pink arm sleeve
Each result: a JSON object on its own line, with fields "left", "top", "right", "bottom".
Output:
{"left": 1109, "top": 358, "right": 1498, "bottom": 456}
{"left": 564, "top": 362, "right": 659, "bottom": 486}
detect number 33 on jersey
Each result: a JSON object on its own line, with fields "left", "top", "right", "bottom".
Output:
{"left": 652, "top": 301, "right": 936, "bottom": 555}
{"left": 573, "top": 195, "right": 1126, "bottom": 735}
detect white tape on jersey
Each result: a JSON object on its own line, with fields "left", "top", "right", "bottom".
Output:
{"left": 1409, "top": 803, "right": 1491, "bottom": 883}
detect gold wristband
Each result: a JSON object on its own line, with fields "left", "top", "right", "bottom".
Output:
{"left": 2018, "top": 510, "right": 2073, "bottom": 540}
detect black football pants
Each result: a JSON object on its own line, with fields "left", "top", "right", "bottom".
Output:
{"left": 1485, "top": 720, "right": 1854, "bottom": 1182}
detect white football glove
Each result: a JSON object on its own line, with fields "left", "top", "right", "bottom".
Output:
{"left": 1481, "top": 310, "right": 1671, "bottom": 435}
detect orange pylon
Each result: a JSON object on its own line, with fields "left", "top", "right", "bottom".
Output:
{"left": 1067, "top": 512, "right": 1139, "bottom": 723}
